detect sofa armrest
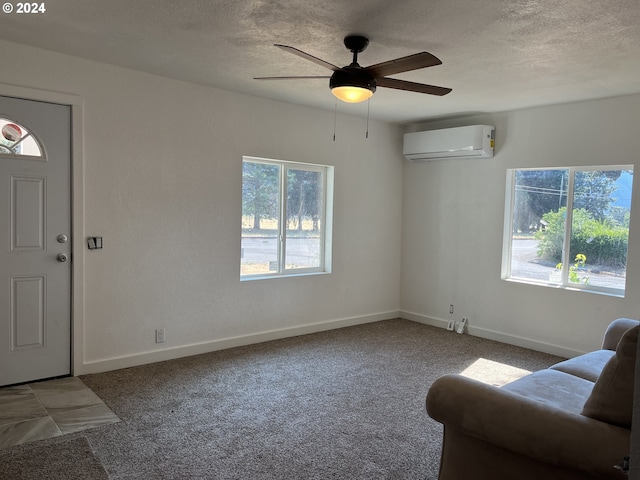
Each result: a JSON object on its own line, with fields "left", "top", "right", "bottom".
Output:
{"left": 602, "top": 318, "right": 640, "bottom": 350}
{"left": 426, "top": 374, "right": 629, "bottom": 479}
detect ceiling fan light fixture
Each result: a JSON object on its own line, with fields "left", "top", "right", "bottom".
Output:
{"left": 331, "top": 85, "right": 374, "bottom": 103}
{"left": 330, "top": 69, "right": 376, "bottom": 103}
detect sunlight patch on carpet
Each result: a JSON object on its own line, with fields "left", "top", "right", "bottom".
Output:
{"left": 459, "top": 358, "right": 532, "bottom": 386}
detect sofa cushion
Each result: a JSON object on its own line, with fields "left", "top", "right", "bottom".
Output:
{"left": 601, "top": 318, "right": 640, "bottom": 350}
{"left": 581, "top": 325, "right": 638, "bottom": 429}
{"left": 550, "top": 350, "right": 615, "bottom": 382}
{"left": 501, "top": 369, "right": 594, "bottom": 414}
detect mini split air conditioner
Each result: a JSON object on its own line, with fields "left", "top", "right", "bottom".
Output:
{"left": 403, "top": 125, "right": 495, "bottom": 161}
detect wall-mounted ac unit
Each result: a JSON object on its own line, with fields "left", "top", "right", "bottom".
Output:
{"left": 403, "top": 125, "right": 495, "bottom": 161}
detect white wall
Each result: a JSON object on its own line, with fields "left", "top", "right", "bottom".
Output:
{"left": 401, "top": 95, "right": 640, "bottom": 357}
{"left": 0, "top": 39, "right": 403, "bottom": 373}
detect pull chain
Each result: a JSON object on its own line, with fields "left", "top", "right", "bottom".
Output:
{"left": 366, "top": 97, "right": 371, "bottom": 139}
{"left": 333, "top": 98, "right": 338, "bottom": 142}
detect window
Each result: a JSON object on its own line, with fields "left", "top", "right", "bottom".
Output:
{"left": 241, "top": 156, "right": 333, "bottom": 279}
{"left": 502, "top": 166, "right": 633, "bottom": 296}
{"left": 0, "top": 117, "right": 44, "bottom": 158}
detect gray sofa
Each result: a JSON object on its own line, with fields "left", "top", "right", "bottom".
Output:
{"left": 426, "top": 318, "right": 638, "bottom": 480}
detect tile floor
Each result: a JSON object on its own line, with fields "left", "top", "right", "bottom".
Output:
{"left": 0, "top": 376, "right": 120, "bottom": 449}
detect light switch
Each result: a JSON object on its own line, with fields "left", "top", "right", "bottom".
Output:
{"left": 87, "top": 237, "right": 103, "bottom": 250}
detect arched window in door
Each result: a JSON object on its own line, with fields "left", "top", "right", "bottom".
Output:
{"left": 0, "top": 117, "right": 45, "bottom": 158}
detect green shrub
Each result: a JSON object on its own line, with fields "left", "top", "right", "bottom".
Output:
{"left": 535, "top": 207, "right": 628, "bottom": 268}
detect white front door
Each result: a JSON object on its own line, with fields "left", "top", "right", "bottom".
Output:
{"left": 0, "top": 95, "right": 71, "bottom": 387}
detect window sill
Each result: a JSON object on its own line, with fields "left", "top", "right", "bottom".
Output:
{"left": 503, "top": 277, "right": 625, "bottom": 298}
{"left": 241, "top": 271, "right": 331, "bottom": 282}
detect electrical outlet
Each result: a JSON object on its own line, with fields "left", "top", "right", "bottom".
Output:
{"left": 449, "top": 304, "right": 454, "bottom": 315}
{"left": 447, "top": 320, "right": 455, "bottom": 331}
{"left": 155, "top": 328, "right": 165, "bottom": 343}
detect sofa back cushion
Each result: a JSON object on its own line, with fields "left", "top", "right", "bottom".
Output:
{"left": 581, "top": 325, "right": 638, "bottom": 428}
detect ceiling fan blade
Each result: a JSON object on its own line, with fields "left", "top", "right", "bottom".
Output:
{"left": 365, "top": 52, "right": 442, "bottom": 77}
{"left": 254, "top": 76, "right": 331, "bottom": 80}
{"left": 376, "top": 77, "right": 452, "bottom": 96}
{"left": 274, "top": 44, "right": 340, "bottom": 72}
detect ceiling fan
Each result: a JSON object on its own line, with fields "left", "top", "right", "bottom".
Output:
{"left": 255, "top": 35, "right": 452, "bottom": 103}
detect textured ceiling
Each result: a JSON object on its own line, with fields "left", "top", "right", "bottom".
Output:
{"left": 1, "top": 0, "right": 640, "bottom": 123}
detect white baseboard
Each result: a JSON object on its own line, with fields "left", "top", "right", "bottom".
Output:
{"left": 80, "top": 310, "right": 400, "bottom": 375}
{"left": 401, "top": 311, "right": 450, "bottom": 330}
{"left": 401, "top": 310, "right": 585, "bottom": 359}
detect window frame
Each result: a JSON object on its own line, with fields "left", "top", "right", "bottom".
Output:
{"left": 241, "top": 156, "right": 333, "bottom": 280}
{"left": 502, "top": 165, "right": 633, "bottom": 297}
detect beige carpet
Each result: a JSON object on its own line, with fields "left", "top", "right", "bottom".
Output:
{"left": 1, "top": 319, "right": 563, "bottom": 479}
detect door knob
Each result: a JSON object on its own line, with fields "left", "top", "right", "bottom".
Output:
{"left": 56, "top": 253, "right": 68, "bottom": 263}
